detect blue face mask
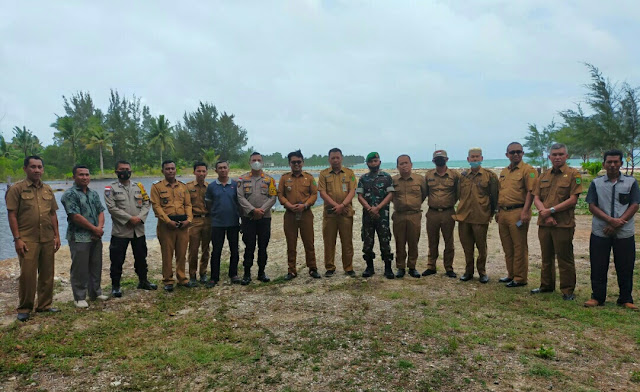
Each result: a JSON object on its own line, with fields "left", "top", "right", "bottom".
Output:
{"left": 469, "top": 161, "right": 482, "bottom": 168}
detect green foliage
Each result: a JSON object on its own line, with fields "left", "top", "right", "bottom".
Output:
{"left": 581, "top": 161, "right": 603, "bottom": 176}
{"left": 261, "top": 151, "right": 365, "bottom": 167}
{"left": 534, "top": 345, "right": 556, "bottom": 359}
{"left": 631, "top": 371, "right": 640, "bottom": 383}
{"left": 11, "top": 125, "right": 41, "bottom": 158}
{"left": 524, "top": 122, "right": 555, "bottom": 169}
{"left": 148, "top": 114, "right": 175, "bottom": 165}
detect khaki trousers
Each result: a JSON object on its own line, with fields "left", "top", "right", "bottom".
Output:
{"left": 323, "top": 215, "right": 354, "bottom": 272}
{"left": 426, "top": 209, "right": 456, "bottom": 272}
{"left": 18, "top": 240, "right": 55, "bottom": 313}
{"left": 157, "top": 224, "right": 189, "bottom": 285}
{"left": 284, "top": 210, "right": 317, "bottom": 274}
{"left": 538, "top": 226, "right": 576, "bottom": 295}
{"left": 188, "top": 217, "right": 211, "bottom": 279}
{"left": 458, "top": 222, "right": 489, "bottom": 276}
{"left": 392, "top": 211, "right": 422, "bottom": 269}
{"left": 498, "top": 208, "right": 529, "bottom": 283}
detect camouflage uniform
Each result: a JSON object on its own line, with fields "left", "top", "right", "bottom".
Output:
{"left": 356, "top": 171, "right": 395, "bottom": 265}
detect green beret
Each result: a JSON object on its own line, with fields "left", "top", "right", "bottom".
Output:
{"left": 366, "top": 152, "right": 379, "bottom": 162}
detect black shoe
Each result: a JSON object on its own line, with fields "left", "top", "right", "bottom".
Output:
{"left": 346, "top": 270, "right": 356, "bottom": 277}
{"left": 284, "top": 272, "right": 297, "bottom": 281}
{"left": 205, "top": 280, "right": 217, "bottom": 288}
{"left": 479, "top": 275, "right": 489, "bottom": 284}
{"left": 460, "top": 274, "right": 473, "bottom": 282}
{"left": 408, "top": 269, "right": 421, "bottom": 278}
{"left": 309, "top": 270, "right": 321, "bottom": 279}
{"left": 395, "top": 269, "right": 406, "bottom": 278}
{"left": 362, "top": 267, "right": 375, "bottom": 278}
{"left": 563, "top": 294, "right": 575, "bottom": 301}
{"left": 164, "top": 284, "right": 174, "bottom": 292}
{"left": 257, "top": 273, "right": 270, "bottom": 283}
{"left": 182, "top": 279, "right": 198, "bottom": 288}
{"left": 324, "top": 270, "right": 335, "bottom": 277}
{"left": 422, "top": 269, "right": 437, "bottom": 276}
{"left": 199, "top": 275, "right": 208, "bottom": 284}
{"left": 505, "top": 281, "right": 527, "bottom": 288}
{"left": 17, "top": 313, "right": 30, "bottom": 322}
{"left": 138, "top": 280, "right": 158, "bottom": 290}
{"left": 36, "top": 308, "right": 60, "bottom": 313}
{"left": 384, "top": 269, "right": 395, "bottom": 279}
{"left": 445, "top": 271, "right": 457, "bottom": 278}
{"left": 241, "top": 274, "right": 252, "bottom": 286}
{"left": 498, "top": 277, "right": 513, "bottom": 283}
{"left": 111, "top": 287, "right": 123, "bottom": 298}
{"left": 530, "top": 287, "right": 553, "bottom": 293}
{"left": 230, "top": 276, "right": 242, "bottom": 284}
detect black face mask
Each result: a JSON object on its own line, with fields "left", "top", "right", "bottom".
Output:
{"left": 367, "top": 164, "right": 380, "bottom": 172}
{"left": 117, "top": 170, "right": 132, "bottom": 181}
{"left": 433, "top": 157, "right": 447, "bottom": 167}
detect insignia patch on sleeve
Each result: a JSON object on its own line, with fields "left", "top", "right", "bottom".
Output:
{"left": 530, "top": 173, "right": 535, "bottom": 178}
{"left": 104, "top": 186, "right": 111, "bottom": 197}
{"left": 576, "top": 178, "right": 581, "bottom": 184}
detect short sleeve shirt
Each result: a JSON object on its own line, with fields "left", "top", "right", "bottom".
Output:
{"left": 318, "top": 166, "right": 357, "bottom": 217}
{"left": 61, "top": 184, "right": 105, "bottom": 242}
{"left": 236, "top": 172, "right": 277, "bottom": 218}
{"left": 454, "top": 168, "right": 498, "bottom": 224}
{"left": 498, "top": 161, "right": 537, "bottom": 207}
{"left": 205, "top": 179, "right": 240, "bottom": 227}
{"left": 186, "top": 180, "right": 209, "bottom": 216}
{"left": 5, "top": 179, "right": 59, "bottom": 243}
{"left": 278, "top": 172, "right": 318, "bottom": 207}
{"left": 150, "top": 179, "right": 193, "bottom": 224}
{"left": 586, "top": 174, "right": 640, "bottom": 238}
{"left": 391, "top": 173, "right": 427, "bottom": 213}
{"left": 424, "top": 168, "right": 460, "bottom": 208}
{"left": 533, "top": 164, "right": 582, "bottom": 228}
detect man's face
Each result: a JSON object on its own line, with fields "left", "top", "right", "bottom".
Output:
{"left": 162, "top": 163, "right": 177, "bottom": 181}
{"left": 250, "top": 155, "right": 262, "bottom": 165}
{"left": 467, "top": 153, "right": 482, "bottom": 163}
{"left": 24, "top": 158, "right": 44, "bottom": 182}
{"left": 289, "top": 157, "right": 304, "bottom": 174}
{"left": 329, "top": 152, "right": 343, "bottom": 169}
{"left": 194, "top": 165, "right": 208, "bottom": 182}
{"left": 215, "top": 163, "right": 229, "bottom": 179}
{"left": 604, "top": 155, "right": 622, "bottom": 177}
{"left": 73, "top": 168, "right": 91, "bottom": 187}
{"left": 506, "top": 144, "right": 524, "bottom": 164}
{"left": 548, "top": 148, "right": 568, "bottom": 168}
{"left": 367, "top": 157, "right": 380, "bottom": 172}
{"left": 397, "top": 156, "right": 412, "bottom": 175}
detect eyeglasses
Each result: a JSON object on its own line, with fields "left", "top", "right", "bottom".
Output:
{"left": 290, "top": 160, "right": 303, "bottom": 165}
{"left": 508, "top": 150, "right": 523, "bottom": 155}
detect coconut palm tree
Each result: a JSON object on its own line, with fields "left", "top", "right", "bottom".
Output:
{"left": 12, "top": 126, "right": 39, "bottom": 158}
{"left": 201, "top": 148, "right": 220, "bottom": 169}
{"left": 148, "top": 114, "right": 175, "bottom": 166}
{"left": 52, "top": 116, "right": 84, "bottom": 163}
{"left": 85, "top": 115, "right": 113, "bottom": 177}
{"left": 0, "top": 134, "right": 12, "bottom": 158}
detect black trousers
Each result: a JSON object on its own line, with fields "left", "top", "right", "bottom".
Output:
{"left": 241, "top": 217, "right": 271, "bottom": 272}
{"left": 210, "top": 226, "right": 240, "bottom": 282}
{"left": 589, "top": 234, "right": 635, "bottom": 304}
{"left": 109, "top": 234, "right": 148, "bottom": 286}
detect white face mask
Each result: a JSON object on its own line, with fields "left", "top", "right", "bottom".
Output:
{"left": 250, "top": 161, "right": 263, "bottom": 171}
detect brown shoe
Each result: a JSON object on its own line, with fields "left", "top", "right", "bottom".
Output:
{"left": 620, "top": 302, "right": 639, "bottom": 311}
{"left": 583, "top": 299, "right": 601, "bottom": 308}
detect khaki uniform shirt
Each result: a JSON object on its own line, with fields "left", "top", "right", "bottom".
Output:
{"left": 425, "top": 168, "right": 460, "bottom": 209}
{"left": 391, "top": 173, "right": 427, "bottom": 213}
{"left": 318, "top": 167, "right": 357, "bottom": 217}
{"left": 5, "top": 179, "right": 58, "bottom": 243}
{"left": 237, "top": 172, "right": 277, "bottom": 218}
{"left": 186, "top": 180, "right": 209, "bottom": 216}
{"left": 104, "top": 180, "right": 150, "bottom": 238}
{"left": 533, "top": 164, "right": 583, "bottom": 228}
{"left": 453, "top": 168, "right": 498, "bottom": 224}
{"left": 150, "top": 179, "right": 193, "bottom": 224}
{"left": 278, "top": 171, "right": 318, "bottom": 208}
{"left": 498, "top": 161, "right": 537, "bottom": 207}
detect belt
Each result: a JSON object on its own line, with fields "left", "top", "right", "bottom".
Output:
{"left": 168, "top": 214, "right": 188, "bottom": 222}
{"left": 193, "top": 214, "right": 211, "bottom": 218}
{"left": 429, "top": 206, "right": 454, "bottom": 212}
{"left": 499, "top": 204, "right": 525, "bottom": 211}
{"left": 394, "top": 210, "right": 422, "bottom": 215}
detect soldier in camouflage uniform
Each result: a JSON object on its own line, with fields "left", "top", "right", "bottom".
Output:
{"left": 357, "top": 152, "right": 395, "bottom": 278}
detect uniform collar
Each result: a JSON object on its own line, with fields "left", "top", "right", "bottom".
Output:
{"left": 190, "top": 180, "right": 208, "bottom": 187}
{"left": 604, "top": 173, "right": 624, "bottom": 183}
{"left": 434, "top": 168, "right": 452, "bottom": 177}
{"left": 330, "top": 167, "right": 345, "bottom": 174}
{"left": 290, "top": 171, "right": 304, "bottom": 177}
{"left": 551, "top": 164, "right": 567, "bottom": 174}
{"left": 398, "top": 173, "right": 415, "bottom": 181}
{"left": 215, "top": 178, "right": 231, "bottom": 186}
{"left": 163, "top": 178, "right": 179, "bottom": 187}
{"left": 508, "top": 160, "right": 523, "bottom": 171}
{"left": 25, "top": 178, "right": 42, "bottom": 188}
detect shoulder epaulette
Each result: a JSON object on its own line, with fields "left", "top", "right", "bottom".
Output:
{"left": 152, "top": 180, "right": 161, "bottom": 184}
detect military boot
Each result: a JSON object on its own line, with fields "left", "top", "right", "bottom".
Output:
{"left": 241, "top": 268, "right": 252, "bottom": 286}
{"left": 257, "top": 267, "right": 270, "bottom": 283}
{"left": 362, "top": 260, "right": 375, "bottom": 278}
{"left": 384, "top": 261, "right": 395, "bottom": 279}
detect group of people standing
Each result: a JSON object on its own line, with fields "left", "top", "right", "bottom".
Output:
{"left": 6, "top": 141, "right": 639, "bottom": 322}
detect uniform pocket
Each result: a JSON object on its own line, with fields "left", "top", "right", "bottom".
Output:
{"left": 539, "top": 181, "right": 551, "bottom": 200}
{"left": 619, "top": 192, "right": 630, "bottom": 205}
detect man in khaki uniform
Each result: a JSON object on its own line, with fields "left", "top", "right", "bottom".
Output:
{"left": 496, "top": 142, "right": 537, "bottom": 287}
{"left": 319, "top": 147, "right": 357, "bottom": 277}
{"left": 104, "top": 160, "right": 157, "bottom": 298}
{"left": 150, "top": 160, "right": 193, "bottom": 292}
{"left": 6, "top": 156, "right": 61, "bottom": 322}
{"left": 392, "top": 154, "right": 427, "bottom": 279}
{"left": 423, "top": 150, "right": 460, "bottom": 278}
{"left": 278, "top": 150, "right": 320, "bottom": 280}
{"left": 454, "top": 148, "right": 498, "bottom": 283}
{"left": 186, "top": 162, "right": 211, "bottom": 285}
{"left": 532, "top": 143, "right": 582, "bottom": 300}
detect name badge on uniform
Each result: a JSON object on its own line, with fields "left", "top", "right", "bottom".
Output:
{"left": 104, "top": 186, "right": 111, "bottom": 197}
{"left": 162, "top": 198, "right": 169, "bottom": 205}
{"left": 342, "top": 183, "right": 347, "bottom": 192}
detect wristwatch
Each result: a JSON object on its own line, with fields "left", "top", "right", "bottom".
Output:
{"left": 550, "top": 207, "right": 556, "bottom": 214}
{"left": 13, "top": 236, "right": 21, "bottom": 242}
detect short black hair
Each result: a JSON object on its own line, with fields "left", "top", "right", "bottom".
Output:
{"left": 288, "top": 150, "right": 304, "bottom": 162}
{"left": 603, "top": 149, "right": 624, "bottom": 163}
{"left": 215, "top": 160, "right": 229, "bottom": 169}
{"left": 72, "top": 165, "right": 89, "bottom": 176}
{"left": 396, "top": 154, "right": 412, "bottom": 165}
{"left": 161, "top": 160, "right": 175, "bottom": 169}
{"left": 250, "top": 152, "right": 261, "bottom": 159}
{"left": 115, "top": 160, "right": 130, "bottom": 170}
{"left": 193, "top": 161, "right": 208, "bottom": 171}
{"left": 328, "top": 147, "right": 342, "bottom": 156}
{"left": 506, "top": 142, "right": 522, "bottom": 152}
{"left": 23, "top": 155, "right": 43, "bottom": 167}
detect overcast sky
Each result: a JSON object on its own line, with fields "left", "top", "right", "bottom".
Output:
{"left": 1, "top": 1, "right": 639, "bottom": 161}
